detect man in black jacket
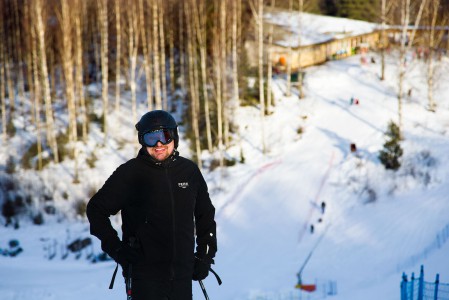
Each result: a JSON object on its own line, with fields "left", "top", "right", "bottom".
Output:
{"left": 86, "top": 110, "right": 217, "bottom": 300}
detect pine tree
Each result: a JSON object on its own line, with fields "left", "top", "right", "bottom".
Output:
{"left": 379, "top": 121, "right": 403, "bottom": 170}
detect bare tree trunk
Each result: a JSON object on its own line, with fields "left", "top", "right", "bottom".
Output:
{"left": 214, "top": 1, "right": 224, "bottom": 168}
{"left": 192, "top": 0, "right": 213, "bottom": 152}
{"left": 74, "top": 0, "right": 87, "bottom": 143}
{"left": 179, "top": 4, "right": 186, "bottom": 94}
{"left": 24, "top": 1, "right": 35, "bottom": 124}
{"left": 249, "top": 0, "right": 266, "bottom": 153}
{"left": 32, "top": 22, "right": 43, "bottom": 171}
{"left": 139, "top": 0, "right": 153, "bottom": 111}
{"left": 380, "top": 0, "right": 387, "bottom": 81}
{"left": 297, "top": 0, "right": 304, "bottom": 99}
{"left": 258, "top": 0, "right": 266, "bottom": 153}
{"left": 168, "top": 2, "right": 176, "bottom": 99}
{"left": 0, "top": 7, "right": 6, "bottom": 140}
{"left": 13, "top": 0, "right": 25, "bottom": 105}
{"left": 267, "top": 0, "right": 275, "bottom": 114}
{"left": 35, "top": 0, "right": 59, "bottom": 162}
{"left": 232, "top": 0, "right": 240, "bottom": 108}
{"left": 397, "top": 0, "right": 426, "bottom": 132}
{"left": 426, "top": 0, "right": 441, "bottom": 112}
{"left": 127, "top": 1, "right": 140, "bottom": 124}
{"left": 159, "top": 0, "right": 168, "bottom": 111}
{"left": 186, "top": 0, "right": 202, "bottom": 168}
{"left": 152, "top": 0, "right": 162, "bottom": 109}
{"left": 98, "top": 0, "right": 109, "bottom": 144}
{"left": 220, "top": 0, "right": 230, "bottom": 148}
{"left": 285, "top": 0, "right": 293, "bottom": 97}
{"left": 26, "top": 0, "right": 43, "bottom": 169}
{"left": 114, "top": 0, "right": 122, "bottom": 112}
{"left": 59, "top": 0, "right": 79, "bottom": 181}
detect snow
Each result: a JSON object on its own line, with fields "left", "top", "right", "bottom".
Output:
{"left": 1, "top": 14, "right": 449, "bottom": 300}
{"left": 264, "top": 11, "right": 379, "bottom": 47}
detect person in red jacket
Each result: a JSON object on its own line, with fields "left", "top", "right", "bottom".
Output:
{"left": 87, "top": 110, "right": 217, "bottom": 300}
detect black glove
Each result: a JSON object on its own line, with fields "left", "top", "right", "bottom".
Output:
{"left": 114, "top": 242, "right": 143, "bottom": 267}
{"left": 192, "top": 255, "right": 214, "bottom": 281}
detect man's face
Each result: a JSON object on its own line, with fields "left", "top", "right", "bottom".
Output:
{"left": 146, "top": 140, "right": 175, "bottom": 161}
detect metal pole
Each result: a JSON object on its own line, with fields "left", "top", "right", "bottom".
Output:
{"left": 199, "top": 280, "right": 210, "bottom": 300}
{"left": 434, "top": 274, "right": 440, "bottom": 300}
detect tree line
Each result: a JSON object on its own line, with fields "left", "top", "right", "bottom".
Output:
{"left": 0, "top": 0, "right": 448, "bottom": 177}
{"left": 0, "top": 0, "right": 259, "bottom": 174}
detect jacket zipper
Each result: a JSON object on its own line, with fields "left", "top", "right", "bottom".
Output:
{"left": 165, "top": 167, "right": 176, "bottom": 280}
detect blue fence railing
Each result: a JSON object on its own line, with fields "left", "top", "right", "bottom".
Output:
{"left": 401, "top": 265, "right": 449, "bottom": 300}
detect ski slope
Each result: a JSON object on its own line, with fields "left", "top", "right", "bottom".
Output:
{"left": 1, "top": 52, "right": 449, "bottom": 300}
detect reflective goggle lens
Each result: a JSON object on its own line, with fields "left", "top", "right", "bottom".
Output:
{"left": 143, "top": 129, "right": 173, "bottom": 147}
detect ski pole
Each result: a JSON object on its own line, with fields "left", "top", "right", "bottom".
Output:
{"left": 199, "top": 280, "right": 209, "bottom": 300}
{"left": 126, "top": 263, "right": 132, "bottom": 300}
{"left": 127, "top": 237, "right": 136, "bottom": 300}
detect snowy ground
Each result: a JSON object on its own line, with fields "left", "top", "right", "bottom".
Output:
{"left": 1, "top": 51, "right": 449, "bottom": 299}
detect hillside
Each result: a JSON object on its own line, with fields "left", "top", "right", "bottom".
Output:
{"left": 1, "top": 48, "right": 449, "bottom": 299}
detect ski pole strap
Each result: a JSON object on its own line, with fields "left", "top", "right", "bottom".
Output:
{"left": 199, "top": 280, "right": 210, "bottom": 300}
{"left": 209, "top": 267, "right": 222, "bottom": 285}
{"left": 109, "top": 263, "right": 119, "bottom": 289}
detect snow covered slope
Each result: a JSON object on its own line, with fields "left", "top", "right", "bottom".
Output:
{"left": 1, "top": 52, "right": 449, "bottom": 300}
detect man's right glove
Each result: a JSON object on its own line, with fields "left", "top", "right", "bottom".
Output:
{"left": 114, "top": 242, "right": 143, "bottom": 267}
{"left": 192, "top": 255, "right": 214, "bottom": 281}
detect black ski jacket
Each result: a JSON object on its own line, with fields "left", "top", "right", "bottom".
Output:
{"left": 86, "top": 149, "right": 217, "bottom": 280}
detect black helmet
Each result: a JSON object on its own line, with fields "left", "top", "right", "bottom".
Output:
{"left": 135, "top": 110, "right": 179, "bottom": 148}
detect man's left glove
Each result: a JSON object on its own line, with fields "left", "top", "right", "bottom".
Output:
{"left": 192, "top": 254, "right": 214, "bottom": 281}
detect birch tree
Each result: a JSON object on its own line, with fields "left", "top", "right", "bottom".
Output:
{"left": 285, "top": 0, "right": 293, "bottom": 97}
{"left": 12, "top": 0, "right": 25, "bottom": 104}
{"left": 114, "top": 0, "right": 122, "bottom": 111}
{"left": 126, "top": 0, "right": 140, "bottom": 124}
{"left": 397, "top": 0, "right": 427, "bottom": 132}
{"left": 0, "top": 1, "right": 6, "bottom": 140}
{"left": 424, "top": 0, "right": 446, "bottom": 112}
{"left": 249, "top": 0, "right": 267, "bottom": 153}
{"left": 266, "top": 0, "right": 276, "bottom": 114}
{"left": 152, "top": 0, "right": 162, "bottom": 109}
{"left": 220, "top": 0, "right": 231, "bottom": 148}
{"left": 232, "top": 0, "right": 241, "bottom": 108}
{"left": 23, "top": 1, "right": 35, "bottom": 125}
{"left": 97, "top": 0, "right": 109, "bottom": 144}
{"left": 214, "top": 0, "right": 224, "bottom": 167}
{"left": 58, "top": 0, "right": 79, "bottom": 180}
{"left": 186, "top": 0, "right": 202, "bottom": 168}
{"left": 192, "top": 0, "right": 213, "bottom": 152}
{"left": 32, "top": 18, "right": 43, "bottom": 171}
{"left": 379, "top": 0, "right": 396, "bottom": 81}
{"left": 297, "top": 0, "right": 304, "bottom": 99}
{"left": 167, "top": 0, "right": 176, "bottom": 99}
{"left": 74, "top": 0, "right": 87, "bottom": 143}
{"left": 139, "top": 0, "right": 153, "bottom": 111}
{"left": 159, "top": 0, "right": 168, "bottom": 111}
{"left": 34, "top": 0, "right": 59, "bottom": 162}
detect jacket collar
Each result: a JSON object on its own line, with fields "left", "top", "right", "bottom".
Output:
{"left": 137, "top": 147, "right": 179, "bottom": 167}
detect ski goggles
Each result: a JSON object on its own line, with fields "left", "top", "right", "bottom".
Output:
{"left": 142, "top": 129, "right": 174, "bottom": 147}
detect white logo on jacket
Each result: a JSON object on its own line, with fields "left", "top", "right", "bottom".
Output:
{"left": 178, "top": 182, "right": 189, "bottom": 189}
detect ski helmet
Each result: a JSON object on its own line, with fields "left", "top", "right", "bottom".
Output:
{"left": 135, "top": 110, "right": 179, "bottom": 148}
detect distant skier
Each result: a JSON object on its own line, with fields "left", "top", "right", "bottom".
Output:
{"left": 321, "top": 202, "right": 326, "bottom": 214}
{"left": 87, "top": 110, "right": 218, "bottom": 299}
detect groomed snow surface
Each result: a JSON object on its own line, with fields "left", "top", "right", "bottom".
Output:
{"left": 1, "top": 51, "right": 449, "bottom": 300}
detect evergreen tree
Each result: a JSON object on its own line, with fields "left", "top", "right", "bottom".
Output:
{"left": 328, "top": 0, "right": 379, "bottom": 22}
{"left": 379, "top": 121, "right": 403, "bottom": 171}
